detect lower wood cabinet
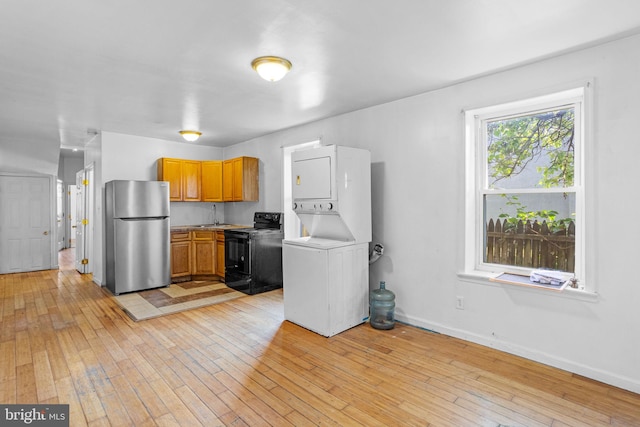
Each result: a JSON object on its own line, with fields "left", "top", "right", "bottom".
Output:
{"left": 191, "top": 231, "right": 216, "bottom": 275}
{"left": 171, "top": 230, "right": 225, "bottom": 282}
{"left": 170, "top": 231, "right": 192, "bottom": 280}
{"left": 216, "top": 231, "right": 225, "bottom": 278}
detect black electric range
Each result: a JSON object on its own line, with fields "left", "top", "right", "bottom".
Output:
{"left": 224, "top": 212, "right": 284, "bottom": 295}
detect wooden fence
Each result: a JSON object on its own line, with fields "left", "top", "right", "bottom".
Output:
{"left": 486, "top": 218, "right": 575, "bottom": 272}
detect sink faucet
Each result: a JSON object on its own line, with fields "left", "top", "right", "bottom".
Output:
{"left": 212, "top": 204, "right": 219, "bottom": 225}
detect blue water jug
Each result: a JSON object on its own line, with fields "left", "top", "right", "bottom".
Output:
{"left": 370, "top": 281, "right": 395, "bottom": 330}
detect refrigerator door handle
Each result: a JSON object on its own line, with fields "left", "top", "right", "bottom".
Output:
{"left": 119, "top": 216, "right": 169, "bottom": 221}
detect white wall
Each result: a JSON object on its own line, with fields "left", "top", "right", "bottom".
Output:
{"left": 222, "top": 139, "right": 292, "bottom": 226}
{"left": 0, "top": 137, "right": 60, "bottom": 176}
{"left": 86, "top": 35, "right": 640, "bottom": 392}
{"left": 101, "top": 132, "right": 223, "bottom": 182}
{"left": 57, "top": 154, "right": 84, "bottom": 185}
{"left": 101, "top": 131, "right": 225, "bottom": 226}
{"left": 217, "top": 35, "right": 640, "bottom": 393}
{"left": 93, "top": 132, "right": 223, "bottom": 285}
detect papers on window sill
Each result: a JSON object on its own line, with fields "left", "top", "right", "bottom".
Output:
{"left": 490, "top": 270, "right": 570, "bottom": 291}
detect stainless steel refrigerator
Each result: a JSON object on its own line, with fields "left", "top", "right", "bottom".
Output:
{"left": 105, "top": 180, "right": 170, "bottom": 295}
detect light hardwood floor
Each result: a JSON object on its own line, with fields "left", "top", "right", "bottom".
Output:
{"left": 1, "top": 249, "right": 639, "bottom": 426}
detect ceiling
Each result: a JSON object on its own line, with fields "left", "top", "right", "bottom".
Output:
{"left": 3, "top": 1, "right": 640, "bottom": 158}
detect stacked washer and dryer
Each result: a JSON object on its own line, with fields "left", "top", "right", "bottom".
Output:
{"left": 283, "top": 145, "right": 371, "bottom": 337}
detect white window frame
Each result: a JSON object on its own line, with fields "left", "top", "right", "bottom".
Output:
{"left": 463, "top": 84, "right": 592, "bottom": 292}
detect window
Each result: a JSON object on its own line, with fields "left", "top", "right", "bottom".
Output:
{"left": 464, "top": 85, "right": 588, "bottom": 290}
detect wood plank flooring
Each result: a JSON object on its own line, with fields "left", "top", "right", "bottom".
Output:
{"left": 0, "top": 249, "right": 639, "bottom": 426}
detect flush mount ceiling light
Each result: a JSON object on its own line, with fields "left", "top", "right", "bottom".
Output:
{"left": 179, "top": 130, "right": 202, "bottom": 142}
{"left": 251, "top": 56, "right": 292, "bottom": 82}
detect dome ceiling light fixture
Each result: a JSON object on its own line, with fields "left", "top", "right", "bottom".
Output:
{"left": 179, "top": 130, "right": 202, "bottom": 142}
{"left": 251, "top": 56, "right": 292, "bottom": 82}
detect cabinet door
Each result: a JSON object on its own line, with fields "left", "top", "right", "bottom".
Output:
{"left": 222, "top": 159, "right": 234, "bottom": 201}
{"left": 182, "top": 160, "right": 202, "bottom": 201}
{"left": 238, "top": 157, "right": 259, "bottom": 201}
{"left": 202, "top": 161, "right": 223, "bottom": 202}
{"left": 231, "top": 157, "right": 244, "bottom": 201}
{"left": 158, "top": 158, "right": 183, "bottom": 201}
{"left": 223, "top": 157, "right": 259, "bottom": 202}
{"left": 216, "top": 231, "right": 225, "bottom": 278}
{"left": 192, "top": 231, "right": 215, "bottom": 275}
{"left": 171, "top": 241, "right": 191, "bottom": 278}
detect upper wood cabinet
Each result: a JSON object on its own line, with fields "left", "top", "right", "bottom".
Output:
{"left": 223, "top": 156, "right": 259, "bottom": 202}
{"left": 202, "top": 160, "right": 223, "bottom": 202}
{"left": 157, "top": 158, "right": 183, "bottom": 201}
{"left": 157, "top": 158, "right": 201, "bottom": 201}
{"left": 159, "top": 156, "right": 257, "bottom": 202}
{"left": 182, "top": 160, "right": 202, "bottom": 201}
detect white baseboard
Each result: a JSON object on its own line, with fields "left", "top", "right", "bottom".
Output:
{"left": 395, "top": 312, "right": 640, "bottom": 395}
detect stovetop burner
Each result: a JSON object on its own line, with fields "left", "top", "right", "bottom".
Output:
{"left": 252, "top": 212, "right": 282, "bottom": 230}
{"left": 230, "top": 227, "right": 283, "bottom": 236}
{"left": 225, "top": 212, "right": 283, "bottom": 238}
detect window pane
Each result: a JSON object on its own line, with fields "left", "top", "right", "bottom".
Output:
{"left": 484, "top": 193, "right": 575, "bottom": 273}
{"left": 487, "top": 107, "right": 575, "bottom": 190}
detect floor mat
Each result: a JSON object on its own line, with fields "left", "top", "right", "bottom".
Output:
{"left": 109, "top": 280, "right": 246, "bottom": 321}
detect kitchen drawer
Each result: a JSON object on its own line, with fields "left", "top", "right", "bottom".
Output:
{"left": 192, "top": 230, "right": 214, "bottom": 240}
{"left": 171, "top": 231, "right": 190, "bottom": 242}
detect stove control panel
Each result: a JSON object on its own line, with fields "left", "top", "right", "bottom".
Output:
{"left": 253, "top": 212, "right": 283, "bottom": 229}
{"left": 293, "top": 200, "right": 338, "bottom": 213}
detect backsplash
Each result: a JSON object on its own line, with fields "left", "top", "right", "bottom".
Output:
{"left": 170, "top": 202, "right": 224, "bottom": 226}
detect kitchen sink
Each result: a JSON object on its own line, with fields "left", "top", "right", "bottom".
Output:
{"left": 194, "top": 224, "right": 234, "bottom": 228}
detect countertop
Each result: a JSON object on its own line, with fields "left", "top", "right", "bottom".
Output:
{"left": 170, "top": 224, "right": 250, "bottom": 232}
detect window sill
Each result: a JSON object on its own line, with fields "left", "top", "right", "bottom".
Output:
{"left": 457, "top": 270, "right": 599, "bottom": 302}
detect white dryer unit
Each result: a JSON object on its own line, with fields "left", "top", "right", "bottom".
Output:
{"left": 290, "top": 144, "right": 371, "bottom": 243}
{"left": 283, "top": 239, "right": 369, "bottom": 337}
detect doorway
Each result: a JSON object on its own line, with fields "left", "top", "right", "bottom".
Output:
{"left": 282, "top": 140, "right": 320, "bottom": 240}
{"left": 75, "top": 164, "right": 94, "bottom": 274}
{"left": 67, "top": 184, "right": 77, "bottom": 247}
{"left": 0, "top": 174, "right": 55, "bottom": 273}
{"left": 57, "top": 179, "right": 66, "bottom": 251}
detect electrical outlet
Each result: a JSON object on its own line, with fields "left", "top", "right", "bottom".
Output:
{"left": 456, "top": 296, "right": 464, "bottom": 310}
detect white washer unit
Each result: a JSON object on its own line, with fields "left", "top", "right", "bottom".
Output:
{"left": 283, "top": 145, "right": 371, "bottom": 337}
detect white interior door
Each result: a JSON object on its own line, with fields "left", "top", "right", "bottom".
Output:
{"left": 67, "top": 184, "right": 76, "bottom": 247}
{"left": 0, "top": 175, "right": 53, "bottom": 273}
{"left": 56, "top": 179, "right": 65, "bottom": 250}
{"left": 74, "top": 165, "right": 94, "bottom": 274}
{"left": 75, "top": 169, "right": 87, "bottom": 273}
